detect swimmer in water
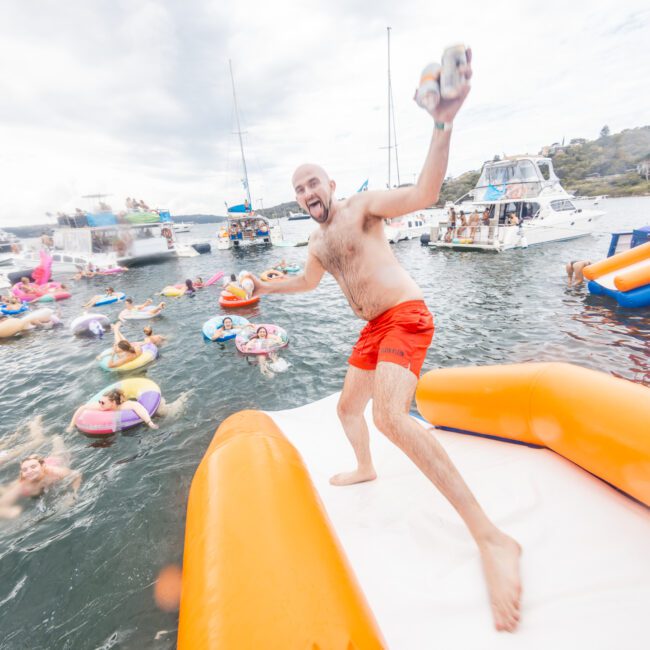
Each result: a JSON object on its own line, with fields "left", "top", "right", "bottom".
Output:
{"left": 142, "top": 326, "right": 166, "bottom": 347}
{"left": 0, "top": 415, "right": 47, "bottom": 468}
{"left": 565, "top": 260, "right": 592, "bottom": 287}
{"left": 84, "top": 286, "right": 116, "bottom": 308}
{"left": 99, "top": 322, "right": 142, "bottom": 368}
{"left": 0, "top": 435, "right": 81, "bottom": 519}
{"left": 122, "top": 297, "right": 165, "bottom": 316}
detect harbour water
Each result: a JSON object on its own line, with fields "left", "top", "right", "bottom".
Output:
{"left": 0, "top": 196, "right": 649, "bottom": 649}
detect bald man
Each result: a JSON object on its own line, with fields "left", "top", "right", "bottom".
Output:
{"left": 252, "top": 50, "right": 522, "bottom": 633}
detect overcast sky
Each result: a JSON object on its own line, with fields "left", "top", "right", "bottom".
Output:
{"left": 1, "top": 0, "right": 648, "bottom": 226}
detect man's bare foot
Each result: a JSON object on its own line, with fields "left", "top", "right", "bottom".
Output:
{"left": 329, "top": 467, "right": 377, "bottom": 486}
{"left": 479, "top": 532, "right": 522, "bottom": 632}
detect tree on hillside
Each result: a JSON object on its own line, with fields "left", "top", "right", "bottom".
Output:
{"left": 600, "top": 125, "right": 610, "bottom": 138}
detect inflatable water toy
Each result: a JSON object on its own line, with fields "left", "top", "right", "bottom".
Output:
{"left": 276, "top": 264, "right": 301, "bottom": 274}
{"left": 203, "top": 271, "right": 224, "bottom": 287}
{"left": 0, "top": 317, "right": 27, "bottom": 339}
{"left": 161, "top": 285, "right": 185, "bottom": 297}
{"left": 119, "top": 306, "right": 162, "bottom": 320}
{"left": 70, "top": 313, "right": 110, "bottom": 336}
{"left": 235, "top": 324, "right": 288, "bottom": 355}
{"left": 218, "top": 292, "right": 259, "bottom": 309}
{"left": 178, "top": 410, "right": 384, "bottom": 648}
{"left": 224, "top": 283, "right": 247, "bottom": 299}
{"left": 12, "top": 282, "right": 70, "bottom": 303}
{"left": 0, "top": 302, "right": 28, "bottom": 316}
{"left": 177, "top": 392, "right": 650, "bottom": 648}
{"left": 21, "top": 307, "right": 61, "bottom": 328}
{"left": 260, "top": 269, "right": 286, "bottom": 281}
{"left": 584, "top": 240, "right": 650, "bottom": 308}
{"left": 415, "top": 362, "right": 650, "bottom": 506}
{"left": 75, "top": 377, "right": 161, "bottom": 435}
{"left": 202, "top": 315, "right": 250, "bottom": 342}
{"left": 98, "top": 342, "right": 159, "bottom": 372}
{"left": 94, "top": 292, "right": 126, "bottom": 306}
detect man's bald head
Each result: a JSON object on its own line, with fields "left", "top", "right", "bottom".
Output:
{"left": 292, "top": 163, "right": 336, "bottom": 224}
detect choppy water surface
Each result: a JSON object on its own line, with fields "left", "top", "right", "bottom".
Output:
{"left": 1, "top": 197, "right": 649, "bottom": 648}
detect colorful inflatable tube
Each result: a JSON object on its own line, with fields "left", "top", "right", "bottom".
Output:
{"left": 218, "top": 291, "right": 259, "bottom": 309}
{"left": 70, "top": 313, "right": 110, "bottom": 335}
{"left": 119, "top": 306, "right": 161, "bottom": 320}
{"left": 0, "top": 302, "right": 28, "bottom": 315}
{"left": 0, "top": 317, "right": 27, "bottom": 339}
{"left": 415, "top": 362, "right": 650, "bottom": 506}
{"left": 12, "top": 282, "right": 70, "bottom": 303}
{"left": 235, "top": 323, "right": 288, "bottom": 355}
{"left": 161, "top": 285, "right": 185, "bottom": 297}
{"left": 75, "top": 377, "right": 161, "bottom": 435}
{"left": 98, "top": 342, "right": 158, "bottom": 372}
{"left": 202, "top": 315, "right": 250, "bottom": 342}
{"left": 94, "top": 292, "right": 126, "bottom": 306}
{"left": 178, "top": 410, "right": 385, "bottom": 649}
{"left": 584, "top": 241, "right": 650, "bottom": 308}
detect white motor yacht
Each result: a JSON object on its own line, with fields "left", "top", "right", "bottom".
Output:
{"left": 0, "top": 230, "right": 19, "bottom": 267}
{"left": 385, "top": 208, "right": 445, "bottom": 243}
{"left": 429, "top": 157, "right": 604, "bottom": 252}
{"left": 173, "top": 222, "right": 193, "bottom": 234}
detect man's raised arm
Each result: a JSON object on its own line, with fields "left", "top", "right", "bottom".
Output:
{"left": 357, "top": 48, "right": 473, "bottom": 220}
{"left": 252, "top": 248, "right": 326, "bottom": 295}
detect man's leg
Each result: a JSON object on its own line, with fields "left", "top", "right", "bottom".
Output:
{"left": 372, "top": 361, "right": 522, "bottom": 632}
{"left": 330, "top": 365, "right": 377, "bottom": 486}
{"left": 565, "top": 262, "right": 574, "bottom": 285}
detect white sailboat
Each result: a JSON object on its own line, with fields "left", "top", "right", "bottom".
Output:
{"left": 216, "top": 61, "right": 273, "bottom": 251}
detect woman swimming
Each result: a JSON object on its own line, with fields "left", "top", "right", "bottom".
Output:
{"left": 0, "top": 435, "right": 81, "bottom": 519}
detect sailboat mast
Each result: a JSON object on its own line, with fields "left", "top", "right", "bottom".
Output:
{"left": 387, "top": 27, "right": 392, "bottom": 189}
{"left": 229, "top": 59, "right": 252, "bottom": 208}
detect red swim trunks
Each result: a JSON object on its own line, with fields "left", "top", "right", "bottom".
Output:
{"left": 348, "top": 300, "right": 434, "bottom": 377}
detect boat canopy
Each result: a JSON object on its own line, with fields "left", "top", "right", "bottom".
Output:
{"left": 473, "top": 157, "right": 564, "bottom": 202}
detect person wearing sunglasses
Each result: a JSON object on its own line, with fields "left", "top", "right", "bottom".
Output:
{"left": 66, "top": 388, "right": 158, "bottom": 433}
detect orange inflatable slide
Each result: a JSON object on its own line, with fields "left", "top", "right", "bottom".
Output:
{"left": 415, "top": 362, "right": 650, "bottom": 506}
{"left": 178, "top": 410, "right": 385, "bottom": 649}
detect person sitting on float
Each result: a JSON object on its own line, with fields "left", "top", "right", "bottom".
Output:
{"left": 100, "top": 321, "right": 143, "bottom": 368}
{"left": 66, "top": 388, "right": 158, "bottom": 433}
{"left": 238, "top": 271, "right": 255, "bottom": 299}
{"left": 242, "top": 326, "right": 283, "bottom": 352}
{"left": 0, "top": 435, "right": 82, "bottom": 519}
{"left": 194, "top": 277, "right": 204, "bottom": 289}
{"left": 18, "top": 277, "right": 38, "bottom": 294}
{"left": 122, "top": 297, "right": 165, "bottom": 316}
{"left": 84, "top": 286, "right": 115, "bottom": 309}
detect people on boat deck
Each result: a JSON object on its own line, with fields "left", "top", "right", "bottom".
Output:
{"left": 481, "top": 208, "right": 491, "bottom": 226}
{"left": 456, "top": 211, "right": 468, "bottom": 238}
{"left": 66, "top": 387, "right": 158, "bottom": 433}
{"left": 122, "top": 297, "right": 165, "bottom": 315}
{"left": 443, "top": 209, "right": 457, "bottom": 242}
{"left": 143, "top": 326, "right": 166, "bottom": 347}
{"left": 0, "top": 430, "right": 82, "bottom": 519}
{"left": 249, "top": 47, "right": 523, "bottom": 634}
{"left": 98, "top": 201, "right": 112, "bottom": 212}
{"left": 566, "top": 260, "right": 592, "bottom": 286}
{"left": 84, "top": 286, "right": 115, "bottom": 308}
{"left": 40, "top": 232, "right": 54, "bottom": 248}
{"left": 468, "top": 210, "right": 480, "bottom": 241}
{"left": 507, "top": 211, "right": 520, "bottom": 226}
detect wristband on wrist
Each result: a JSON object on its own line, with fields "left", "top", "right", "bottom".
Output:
{"left": 434, "top": 121, "right": 453, "bottom": 132}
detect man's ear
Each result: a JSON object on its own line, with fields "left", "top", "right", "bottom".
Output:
{"left": 330, "top": 179, "right": 336, "bottom": 192}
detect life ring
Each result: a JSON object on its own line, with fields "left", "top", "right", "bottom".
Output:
{"left": 161, "top": 227, "right": 173, "bottom": 239}
{"left": 202, "top": 315, "right": 250, "bottom": 342}
{"left": 235, "top": 323, "right": 288, "bottom": 355}
{"left": 98, "top": 343, "right": 159, "bottom": 372}
{"left": 218, "top": 292, "right": 260, "bottom": 309}
{"left": 505, "top": 183, "right": 524, "bottom": 199}
{"left": 260, "top": 269, "right": 286, "bottom": 282}
{"left": 75, "top": 377, "right": 161, "bottom": 435}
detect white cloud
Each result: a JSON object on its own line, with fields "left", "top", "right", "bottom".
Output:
{"left": 0, "top": 0, "right": 648, "bottom": 225}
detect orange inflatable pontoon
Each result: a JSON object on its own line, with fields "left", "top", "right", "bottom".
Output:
{"left": 415, "top": 362, "right": 650, "bottom": 506}
{"left": 178, "top": 410, "right": 385, "bottom": 649}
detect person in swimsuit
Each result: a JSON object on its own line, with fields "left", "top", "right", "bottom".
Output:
{"left": 99, "top": 322, "right": 143, "bottom": 368}
{"left": 142, "top": 326, "right": 166, "bottom": 347}
{"left": 84, "top": 286, "right": 116, "bottom": 309}
{"left": 0, "top": 415, "right": 46, "bottom": 468}
{"left": 122, "top": 297, "right": 165, "bottom": 316}
{"left": 250, "top": 48, "right": 522, "bottom": 633}
{"left": 66, "top": 387, "right": 159, "bottom": 433}
{"left": 566, "top": 260, "right": 592, "bottom": 286}
{"left": 0, "top": 435, "right": 81, "bottom": 519}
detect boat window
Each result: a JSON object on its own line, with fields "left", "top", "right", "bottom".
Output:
{"left": 550, "top": 200, "right": 575, "bottom": 211}
{"left": 538, "top": 161, "right": 551, "bottom": 181}
{"left": 521, "top": 202, "right": 540, "bottom": 220}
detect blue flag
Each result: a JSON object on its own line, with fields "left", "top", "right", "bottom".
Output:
{"left": 357, "top": 179, "right": 369, "bottom": 192}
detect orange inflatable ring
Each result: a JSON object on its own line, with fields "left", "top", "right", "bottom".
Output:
{"left": 260, "top": 268, "right": 286, "bottom": 282}
{"left": 415, "top": 362, "right": 650, "bottom": 506}
{"left": 178, "top": 410, "right": 385, "bottom": 649}
{"left": 218, "top": 292, "right": 260, "bottom": 309}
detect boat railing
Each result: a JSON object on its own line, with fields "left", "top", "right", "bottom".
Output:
{"left": 432, "top": 222, "right": 521, "bottom": 245}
